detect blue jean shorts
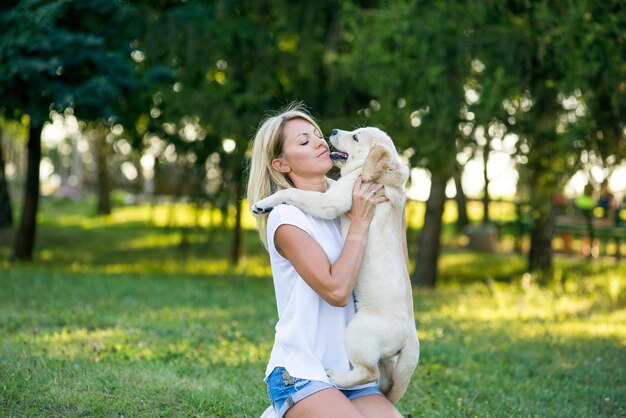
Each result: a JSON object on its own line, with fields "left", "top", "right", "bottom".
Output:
{"left": 266, "top": 367, "right": 383, "bottom": 418}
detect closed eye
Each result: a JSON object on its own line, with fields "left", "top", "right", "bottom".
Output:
{"left": 352, "top": 134, "right": 359, "bottom": 142}
{"left": 298, "top": 133, "right": 311, "bottom": 145}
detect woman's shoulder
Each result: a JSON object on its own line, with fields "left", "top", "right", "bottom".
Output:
{"left": 267, "top": 204, "right": 316, "bottom": 247}
{"left": 268, "top": 204, "right": 311, "bottom": 228}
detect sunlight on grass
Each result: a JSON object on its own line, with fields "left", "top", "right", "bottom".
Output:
{"left": 416, "top": 273, "right": 626, "bottom": 345}
{"left": 112, "top": 204, "right": 234, "bottom": 229}
{"left": 19, "top": 326, "right": 140, "bottom": 360}
{"left": 99, "top": 259, "right": 231, "bottom": 275}
{"left": 13, "top": 299, "right": 275, "bottom": 368}
{"left": 238, "top": 255, "right": 273, "bottom": 278}
{"left": 551, "top": 310, "right": 626, "bottom": 341}
{"left": 40, "top": 199, "right": 253, "bottom": 230}
{"left": 405, "top": 199, "right": 519, "bottom": 229}
{"left": 118, "top": 233, "right": 183, "bottom": 250}
{"left": 16, "top": 325, "right": 272, "bottom": 366}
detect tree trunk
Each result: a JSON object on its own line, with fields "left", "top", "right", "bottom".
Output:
{"left": 231, "top": 171, "right": 243, "bottom": 265}
{"left": 453, "top": 165, "right": 468, "bottom": 232}
{"left": 12, "top": 121, "right": 43, "bottom": 261}
{"left": 95, "top": 123, "right": 112, "bottom": 215}
{"left": 0, "top": 131, "right": 13, "bottom": 229}
{"left": 482, "top": 140, "right": 491, "bottom": 225}
{"left": 411, "top": 174, "right": 447, "bottom": 287}
{"left": 528, "top": 208, "right": 555, "bottom": 271}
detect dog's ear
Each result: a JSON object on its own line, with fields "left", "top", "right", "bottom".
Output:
{"left": 361, "top": 144, "right": 392, "bottom": 182}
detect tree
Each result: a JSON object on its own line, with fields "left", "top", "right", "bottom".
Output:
{"left": 133, "top": 1, "right": 283, "bottom": 263}
{"left": 0, "top": 0, "right": 135, "bottom": 261}
{"left": 337, "top": 1, "right": 478, "bottom": 286}
{"left": 565, "top": 2, "right": 626, "bottom": 173}
{"left": 486, "top": 0, "right": 626, "bottom": 272}
{"left": 0, "top": 119, "right": 13, "bottom": 229}
{"left": 136, "top": 0, "right": 355, "bottom": 264}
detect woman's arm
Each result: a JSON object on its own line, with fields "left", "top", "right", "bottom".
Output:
{"left": 275, "top": 177, "right": 386, "bottom": 307}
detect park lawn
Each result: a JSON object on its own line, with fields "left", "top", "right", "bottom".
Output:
{"left": 0, "top": 197, "right": 625, "bottom": 417}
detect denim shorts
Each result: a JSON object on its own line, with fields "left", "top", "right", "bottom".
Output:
{"left": 266, "top": 367, "right": 383, "bottom": 418}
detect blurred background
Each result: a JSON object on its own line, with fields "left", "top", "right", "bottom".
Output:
{"left": 0, "top": 0, "right": 625, "bottom": 285}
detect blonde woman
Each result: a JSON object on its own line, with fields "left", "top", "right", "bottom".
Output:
{"left": 248, "top": 103, "right": 403, "bottom": 418}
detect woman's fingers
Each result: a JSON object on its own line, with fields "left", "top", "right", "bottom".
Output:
{"left": 354, "top": 176, "right": 363, "bottom": 190}
{"left": 353, "top": 176, "right": 386, "bottom": 203}
{"left": 365, "top": 187, "right": 387, "bottom": 204}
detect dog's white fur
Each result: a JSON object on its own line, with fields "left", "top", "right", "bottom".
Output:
{"left": 252, "top": 127, "right": 419, "bottom": 403}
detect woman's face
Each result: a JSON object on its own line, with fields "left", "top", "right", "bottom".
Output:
{"left": 273, "top": 118, "right": 332, "bottom": 182}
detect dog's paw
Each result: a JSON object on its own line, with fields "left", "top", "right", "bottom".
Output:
{"left": 378, "top": 375, "right": 391, "bottom": 395}
{"left": 326, "top": 368, "right": 356, "bottom": 389}
{"left": 251, "top": 203, "right": 273, "bottom": 215}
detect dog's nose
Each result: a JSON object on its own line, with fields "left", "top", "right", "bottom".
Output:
{"left": 331, "top": 129, "right": 338, "bottom": 136}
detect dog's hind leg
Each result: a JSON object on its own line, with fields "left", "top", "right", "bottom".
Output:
{"left": 377, "top": 356, "right": 397, "bottom": 395}
{"left": 326, "top": 356, "right": 380, "bottom": 389}
{"left": 326, "top": 327, "right": 381, "bottom": 388}
{"left": 385, "top": 335, "right": 420, "bottom": 404}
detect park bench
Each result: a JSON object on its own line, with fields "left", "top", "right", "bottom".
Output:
{"left": 494, "top": 202, "right": 626, "bottom": 258}
{"left": 553, "top": 215, "right": 626, "bottom": 257}
{"left": 554, "top": 215, "right": 626, "bottom": 239}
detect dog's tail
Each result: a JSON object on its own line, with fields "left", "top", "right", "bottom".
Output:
{"left": 385, "top": 334, "right": 420, "bottom": 404}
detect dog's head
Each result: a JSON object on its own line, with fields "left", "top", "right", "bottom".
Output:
{"left": 329, "top": 127, "right": 408, "bottom": 185}
{"left": 329, "top": 127, "right": 398, "bottom": 168}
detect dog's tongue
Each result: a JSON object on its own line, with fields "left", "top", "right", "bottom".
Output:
{"left": 330, "top": 151, "right": 348, "bottom": 161}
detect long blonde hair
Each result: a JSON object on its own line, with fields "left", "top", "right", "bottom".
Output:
{"left": 246, "top": 102, "right": 323, "bottom": 249}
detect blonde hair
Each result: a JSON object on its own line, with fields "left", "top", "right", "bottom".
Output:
{"left": 246, "top": 102, "right": 322, "bottom": 249}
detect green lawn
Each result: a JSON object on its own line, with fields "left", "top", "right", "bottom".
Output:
{"left": 1, "top": 197, "right": 624, "bottom": 417}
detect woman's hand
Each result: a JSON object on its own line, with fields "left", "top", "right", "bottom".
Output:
{"left": 348, "top": 176, "right": 388, "bottom": 227}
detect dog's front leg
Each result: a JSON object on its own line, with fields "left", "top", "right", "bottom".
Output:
{"left": 253, "top": 182, "right": 354, "bottom": 219}
{"left": 252, "top": 188, "right": 303, "bottom": 214}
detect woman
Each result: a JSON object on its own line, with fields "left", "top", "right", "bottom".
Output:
{"left": 247, "top": 103, "right": 404, "bottom": 418}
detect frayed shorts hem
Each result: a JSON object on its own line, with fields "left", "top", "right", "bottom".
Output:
{"left": 266, "top": 367, "right": 382, "bottom": 418}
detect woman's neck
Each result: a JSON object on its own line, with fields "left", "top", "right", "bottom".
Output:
{"left": 291, "top": 176, "right": 327, "bottom": 192}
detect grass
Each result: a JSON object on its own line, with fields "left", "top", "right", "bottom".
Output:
{"left": 0, "top": 196, "right": 625, "bottom": 417}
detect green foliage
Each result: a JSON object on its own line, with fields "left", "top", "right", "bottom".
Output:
{"left": 337, "top": 1, "right": 473, "bottom": 175}
{"left": 2, "top": 0, "right": 625, "bottom": 276}
{"left": 0, "top": 0, "right": 136, "bottom": 123}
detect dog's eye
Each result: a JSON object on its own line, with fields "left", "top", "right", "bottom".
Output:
{"left": 352, "top": 134, "right": 359, "bottom": 142}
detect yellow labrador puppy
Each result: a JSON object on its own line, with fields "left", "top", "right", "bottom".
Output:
{"left": 252, "top": 127, "right": 419, "bottom": 403}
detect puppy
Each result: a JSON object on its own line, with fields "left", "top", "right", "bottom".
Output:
{"left": 252, "top": 127, "right": 419, "bottom": 403}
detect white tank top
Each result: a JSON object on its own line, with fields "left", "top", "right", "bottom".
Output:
{"left": 264, "top": 204, "right": 357, "bottom": 384}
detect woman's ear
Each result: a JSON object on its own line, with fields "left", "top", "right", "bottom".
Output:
{"left": 271, "top": 158, "right": 291, "bottom": 173}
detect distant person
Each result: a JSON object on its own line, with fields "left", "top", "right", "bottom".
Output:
{"left": 619, "top": 196, "right": 626, "bottom": 227}
{"left": 553, "top": 191, "right": 573, "bottom": 251}
{"left": 575, "top": 183, "right": 597, "bottom": 257}
{"left": 597, "top": 180, "right": 618, "bottom": 226}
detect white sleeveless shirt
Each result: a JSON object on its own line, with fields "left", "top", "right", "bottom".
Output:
{"left": 264, "top": 204, "right": 357, "bottom": 384}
